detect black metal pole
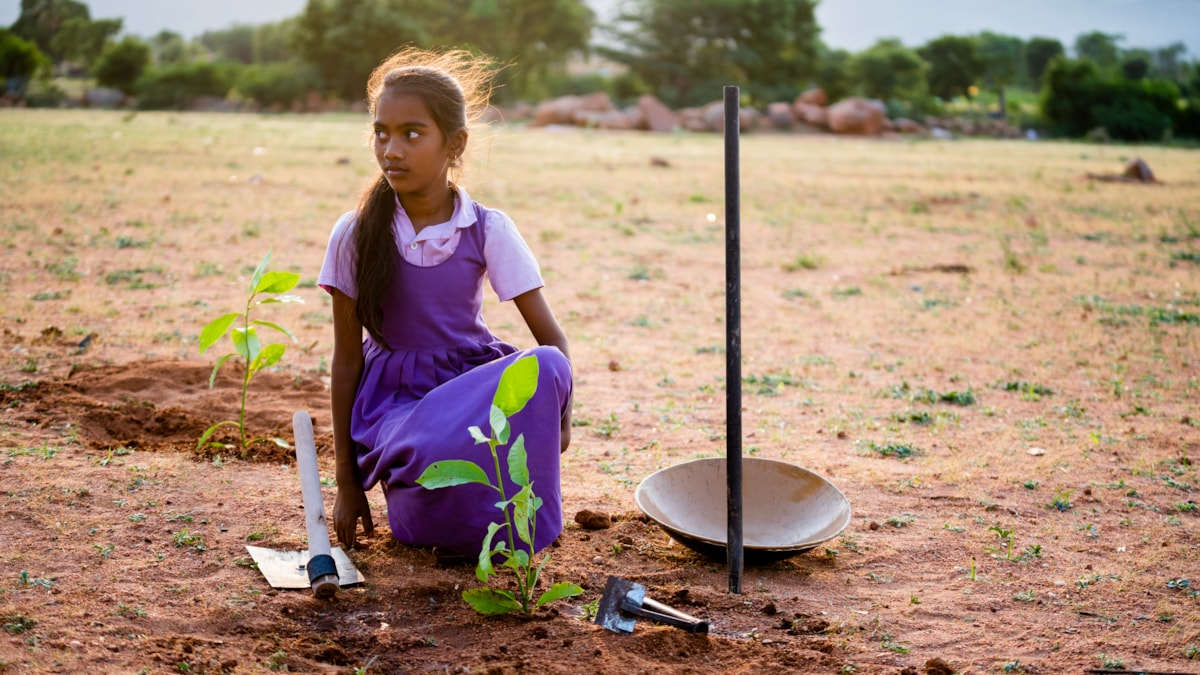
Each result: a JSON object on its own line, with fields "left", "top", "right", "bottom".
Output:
{"left": 723, "top": 85, "right": 743, "bottom": 594}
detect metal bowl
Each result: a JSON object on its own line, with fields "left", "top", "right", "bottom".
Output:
{"left": 635, "top": 457, "right": 852, "bottom": 562}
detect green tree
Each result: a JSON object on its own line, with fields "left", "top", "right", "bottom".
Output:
{"left": 601, "top": 0, "right": 819, "bottom": 108}
{"left": 92, "top": 36, "right": 151, "bottom": 94}
{"left": 918, "top": 34, "right": 984, "bottom": 101}
{"left": 422, "top": 0, "right": 594, "bottom": 102}
{"left": 252, "top": 20, "right": 297, "bottom": 63}
{"left": 1, "top": 28, "right": 49, "bottom": 94}
{"left": 1023, "top": 36, "right": 1063, "bottom": 88}
{"left": 1121, "top": 48, "right": 1154, "bottom": 81}
{"left": 849, "top": 38, "right": 926, "bottom": 103}
{"left": 1152, "top": 42, "right": 1188, "bottom": 85}
{"left": 48, "top": 16, "right": 121, "bottom": 69}
{"left": 199, "top": 24, "right": 256, "bottom": 64}
{"left": 1074, "top": 31, "right": 1123, "bottom": 71}
{"left": 9, "top": 0, "right": 89, "bottom": 61}
{"left": 976, "top": 31, "right": 1023, "bottom": 118}
{"left": 149, "top": 30, "right": 190, "bottom": 65}
{"left": 292, "top": 0, "right": 434, "bottom": 101}
{"left": 815, "top": 44, "right": 852, "bottom": 102}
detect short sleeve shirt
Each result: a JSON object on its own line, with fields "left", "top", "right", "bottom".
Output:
{"left": 318, "top": 186, "right": 543, "bottom": 302}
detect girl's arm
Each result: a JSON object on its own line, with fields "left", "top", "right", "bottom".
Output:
{"left": 513, "top": 288, "right": 572, "bottom": 452}
{"left": 329, "top": 289, "right": 373, "bottom": 547}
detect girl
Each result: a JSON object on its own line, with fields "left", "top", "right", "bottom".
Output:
{"left": 318, "top": 48, "right": 573, "bottom": 556}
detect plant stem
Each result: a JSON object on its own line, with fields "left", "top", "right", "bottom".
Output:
{"left": 240, "top": 293, "right": 254, "bottom": 451}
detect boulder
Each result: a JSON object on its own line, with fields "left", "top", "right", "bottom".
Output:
{"left": 766, "top": 102, "right": 795, "bottom": 130}
{"left": 573, "top": 109, "right": 636, "bottom": 130}
{"left": 700, "top": 100, "right": 725, "bottom": 132}
{"left": 533, "top": 95, "right": 584, "bottom": 126}
{"left": 826, "top": 97, "right": 886, "bottom": 135}
{"left": 579, "top": 91, "right": 616, "bottom": 113}
{"left": 795, "top": 102, "right": 828, "bottom": 128}
{"left": 1123, "top": 157, "right": 1155, "bottom": 182}
{"left": 893, "top": 117, "right": 925, "bottom": 134}
{"left": 796, "top": 88, "right": 827, "bottom": 107}
{"left": 637, "top": 94, "right": 678, "bottom": 133}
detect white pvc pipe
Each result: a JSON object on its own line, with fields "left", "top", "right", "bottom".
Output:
{"left": 293, "top": 410, "right": 339, "bottom": 598}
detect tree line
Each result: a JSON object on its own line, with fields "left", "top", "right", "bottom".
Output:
{"left": 3, "top": 0, "right": 1199, "bottom": 141}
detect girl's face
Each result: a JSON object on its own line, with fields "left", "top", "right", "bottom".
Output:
{"left": 372, "top": 90, "right": 465, "bottom": 198}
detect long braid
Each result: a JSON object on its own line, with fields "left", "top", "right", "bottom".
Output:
{"left": 353, "top": 176, "right": 397, "bottom": 348}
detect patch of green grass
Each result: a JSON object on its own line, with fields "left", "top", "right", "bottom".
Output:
{"left": 2, "top": 613, "right": 36, "bottom": 634}
{"left": 884, "top": 381, "right": 976, "bottom": 406}
{"left": 861, "top": 440, "right": 924, "bottom": 459}
{"left": 885, "top": 513, "right": 915, "bottom": 528}
{"left": 1000, "top": 381, "right": 1053, "bottom": 400}
{"left": 782, "top": 253, "right": 824, "bottom": 271}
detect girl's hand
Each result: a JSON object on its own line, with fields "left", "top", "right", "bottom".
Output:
{"left": 333, "top": 482, "right": 374, "bottom": 549}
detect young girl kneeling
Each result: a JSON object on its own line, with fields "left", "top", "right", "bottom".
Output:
{"left": 318, "top": 48, "right": 572, "bottom": 556}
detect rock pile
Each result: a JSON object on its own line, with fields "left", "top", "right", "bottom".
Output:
{"left": 503, "top": 87, "right": 1022, "bottom": 139}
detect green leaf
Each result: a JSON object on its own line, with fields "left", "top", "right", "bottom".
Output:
{"left": 208, "top": 353, "right": 235, "bottom": 388}
{"left": 249, "top": 250, "right": 271, "bottom": 296}
{"left": 255, "top": 270, "right": 300, "bottom": 295}
{"left": 511, "top": 485, "right": 534, "bottom": 545}
{"left": 507, "top": 434, "right": 529, "bottom": 487}
{"left": 249, "top": 343, "right": 286, "bottom": 374}
{"left": 196, "top": 420, "right": 240, "bottom": 450}
{"left": 493, "top": 355, "right": 539, "bottom": 417}
{"left": 476, "top": 521, "right": 504, "bottom": 582}
{"left": 258, "top": 294, "right": 304, "bottom": 305}
{"left": 252, "top": 319, "right": 296, "bottom": 342}
{"left": 199, "top": 313, "right": 239, "bottom": 353}
{"left": 416, "top": 460, "right": 491, "bottom": 490}
{"left": 536, "top": 582, "right": 584, "bottom": 608}
{"left": 231, "top": 326, "right": 262, "bottom": 363}
{"left": 468, "top": 426, "right": 489, "bottom": 444}
{"left": 463, "top": 587, "right": 521, "bottom": 615}
{"left": 490, "top": 404, "right": 510, "bottom": 445}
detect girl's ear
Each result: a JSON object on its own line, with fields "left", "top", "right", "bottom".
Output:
{"left": 448, "top": 128, "right": 468, "bottom": 161}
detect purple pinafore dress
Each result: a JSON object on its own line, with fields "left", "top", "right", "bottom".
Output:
{"left": 350, "top": 203, "right": 571, "bottom": 555}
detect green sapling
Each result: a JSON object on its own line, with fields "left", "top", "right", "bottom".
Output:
{"left": 198, "top": 250, "right": 302, "bottom": 452}
{"left": 417, "top": 354, "right": 583, "bottom": 615}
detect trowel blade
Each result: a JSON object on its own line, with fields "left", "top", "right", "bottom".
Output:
{"left": 595, "top": 576, "right": 646, "bottom": 634}
{"left": 246, "top": 545, "right": 365, "bottom": 589}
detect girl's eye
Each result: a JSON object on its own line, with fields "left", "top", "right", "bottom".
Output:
{"left": 374, "top": 130, "right": 387, "bottom": 142}
{"left": 406, "top": 130, "right": 421, "bottom": 140}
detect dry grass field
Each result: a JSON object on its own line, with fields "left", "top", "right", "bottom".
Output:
{"left": 1, "top": 108, "right": 1198, "bottom": 674}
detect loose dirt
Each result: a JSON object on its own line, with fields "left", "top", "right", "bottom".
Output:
{"left": 1, "top": 110, "right": 1198, "bottom": 674}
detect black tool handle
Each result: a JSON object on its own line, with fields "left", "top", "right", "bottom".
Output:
{"left": 621, "top": 597, "right": 710, "bottom": 634}
{"left": 724, "top": 84, "right": 744, "bottom": 595}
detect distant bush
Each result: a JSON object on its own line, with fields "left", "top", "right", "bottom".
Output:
{"left": 93, "top": 37, "right": 151, "bottom": 95}
{"left": 136, "top": 61, "right": 235, "bottom": 110}
{"left": 1, "top": 28, "right": 49, "bottom": 95}
{"left": 1041, "top": 56, "right": 1191, "bottom": 141}
{"left": 234, "top": 62, "right": 320, "bottom": 109}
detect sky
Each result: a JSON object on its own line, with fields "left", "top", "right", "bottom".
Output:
{"left": 1, "top": 0, "right": 1197, "bottom": 57}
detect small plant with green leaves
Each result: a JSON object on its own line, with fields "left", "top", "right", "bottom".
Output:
{"left": 417, "top": 355, "right": 584, "bottom": 615}
{"left": 1047, "top": 489, "right": 1073, "bottom": 511}
{"left": 1096, "top": 654, "right": 1124, "bottom": 669}
{"left": 198, "top": 250, "right": 303, "bottom": 452}
{"left": 2, "top": 613, "right": 36, "bottom": 634}
{"left": 987, "top": 525, "right": 1017, "bottom": 561}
